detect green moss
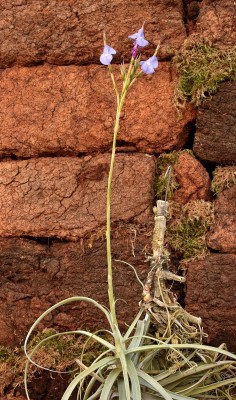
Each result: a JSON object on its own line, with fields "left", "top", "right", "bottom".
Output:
{"left": 173, "top": 36, "right": 236, "bottom": 106}
{"left": 211, "top": 166, "right": 236, "bottom": 196}
{"left": 0, "top": 329, "right": 110, "bottom": 395}
{"left": 27, "top": 328, "right": 110, "bottom": 371}
{"left": 168, "top": 217, "right": 207, "bottom": 260}
{"left": 0, "top": 346, "right": 13, "bottom": 360}
{"left": 155, "top": 150, "right": 194, "bottom": 200}
{"left": 167, "top": 200, "right": 214, "bottom": 264}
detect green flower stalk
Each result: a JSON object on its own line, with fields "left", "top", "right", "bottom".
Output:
{"left": 102, "top": 33, "right": 158, "bottom": 328}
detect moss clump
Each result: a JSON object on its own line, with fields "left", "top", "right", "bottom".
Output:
{"left": 167, "top": 200, "right": 214, "bottom": 264}
{"left": 173, "top": 36, "right": 236, "bottom": 106}
{"left": 211, "top": 166, "right": 236, "bottom": 196}
{"left": 28, "top": 329, "right": 110, "bottom": 373}
{"left": 0, "top": 329, "right": 110, "bottom": 396}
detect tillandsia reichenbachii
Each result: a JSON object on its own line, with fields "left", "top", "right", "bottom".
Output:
{"left": 24, "top": 25, "right": 236, "bottom": 400}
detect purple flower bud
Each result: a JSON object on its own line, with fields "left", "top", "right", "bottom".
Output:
{"left": 129, "top": 26, "right": 149, "bottom": 47}
{"left": 100, "top": 44, "right": 116, "bottom": 65}
{"left": 140, "top": 55, "right": 158, "bottom": 74}
{"left": 131, "top": 43, "right": 140, "bottom": 58}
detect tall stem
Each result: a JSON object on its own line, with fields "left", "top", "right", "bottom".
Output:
{"left": 106, "top": 93, "right": 126, "bottom": 326}
{"left": 106, "top": 58, "right": 135, "bottom": 327}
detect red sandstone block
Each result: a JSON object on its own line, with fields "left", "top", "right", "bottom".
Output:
{"left": 196, "top": 0, "right": 235, "bottom": 49}
{"left": 193, "top": 82, "right": 236, "bottom": 166}
{"left": 0, "top": 0, "right": 186, "bottom": 67}
{"left": 0, "top": 230, "right": 151, "bottom": 346}
{"left": 185, "top": 253, "right": 236, "bottom": 352}
{"left": 0, "top": 153, "right": 155, "bottom": 239}
{"left": 207, "top": 186, "right": 236, "bottom": 253}
{"left": 173, "top": 152, "right": 211, "bottom": 204}
{"left": 0, "top": 63, "right": 195, "bottom": 158}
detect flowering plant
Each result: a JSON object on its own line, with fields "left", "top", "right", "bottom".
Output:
{"left": 24, "top": 26, "right": 236, "bottom": 400}
{"left": 98, "top": 26, "right": 160, "bottom": 331}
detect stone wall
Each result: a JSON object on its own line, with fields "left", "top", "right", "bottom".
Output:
{"left": 0, "top": 0, "right": 235, "bottom": 397}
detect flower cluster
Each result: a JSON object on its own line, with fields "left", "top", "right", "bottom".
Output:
{"left": 100, "top": 25, "right": 158, "bottom": 75}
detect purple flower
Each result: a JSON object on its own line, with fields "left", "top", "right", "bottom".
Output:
{"left": 100, "top": 44, "right": 116, "bottom": 65}
{"left": 140, "top": 55, "right": 158, "bottom": 74}
{"left": 129, "top": 26, "right": 149, "bottom": 47}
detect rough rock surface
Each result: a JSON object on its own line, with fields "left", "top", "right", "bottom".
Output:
{"left": 193, "top": 82, "right": 236, "bottom": 165}
{"left": 0, "top": 0, "right": 186, "bottom": 68}
{"left": 1, "top": 372, "right": 77, "bottom": 400}
{"left": 185, "top": 253, "right": 236, "bottom": 352}
{"left": 196, "top": 0, "right": 236, "bottom": 49}
{"left": 0, "top": 228, "right": 152, "bottom": 346}
{"left": 207, "top": 186, "right": 236, "bottom": 253}
{"left": 173, "top": 152, "right": 211, "bottom": 203}
{"left": 0, "top": 153, "right": 155, "bottom": 239}
{"left": 0, "top": 64, "right": 195, "bottom": 158}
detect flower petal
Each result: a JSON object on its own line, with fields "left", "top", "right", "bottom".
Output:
{"left": 104, "top": 44, "right": 116, "bottom": 55}
{"left": 100, "top": 53, "right": 113, "bottom": 65}
{"left": 136, "top": 37, "right": 149, "bottom": 47}
{"left": 140, "top": 56, "right": 158, "bottom": 74}
{"left": 140, "top": 61, "right": 155, "bottom": 74}
{"left": 128, "top": 33, "right": 138, "bottom": 40}
{"left": 100, "top": 44, "right": 116, "bottom": 65}
{"left": 148, "top": 55, "right": 158, "bottom": 68}
{"left": 128, "top": 26, "right": 149, "bottom": 47}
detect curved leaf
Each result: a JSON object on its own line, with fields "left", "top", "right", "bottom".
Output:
{"left": 186, "top": 377, "right": 236, "bottom": 396}
{"left": 87, "top": 385, "right": 103, "bottom": 400}
{"left": 165, "top": 393, "right": 196, "bottom": 400}
{"left": 119, "top": 350, "right": 131, "bottom": 399}
{"left": 124, "top": 308, "right": 145, "bottom": 340}
{"left": 24, "top": 296, "right": 112, "bottom": 359}
{"left": 138, "top": 370, "right": 173, "bottom": 400}
{"left": 100, "top": 368, "right": 121, "bottom": 399}
{"left": 126, "top": 344, "right": 236, "bottom": 361}
{"left": 117, "top": 378, "right": 126, "bottom": 398}
{"left": 61, "top": 356, "right": 115, "bottom": 400}
{"left": 160, "top": 361, "right": 234, "bottom": 387}
{"left": 25, "top": 329, "right": 114, "bottom": 371}
{"left": 82, "top": 375, "right": 98, "bottom": 400}
{"left": 127, "top": 358, "right": 142, "bottom": 400}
